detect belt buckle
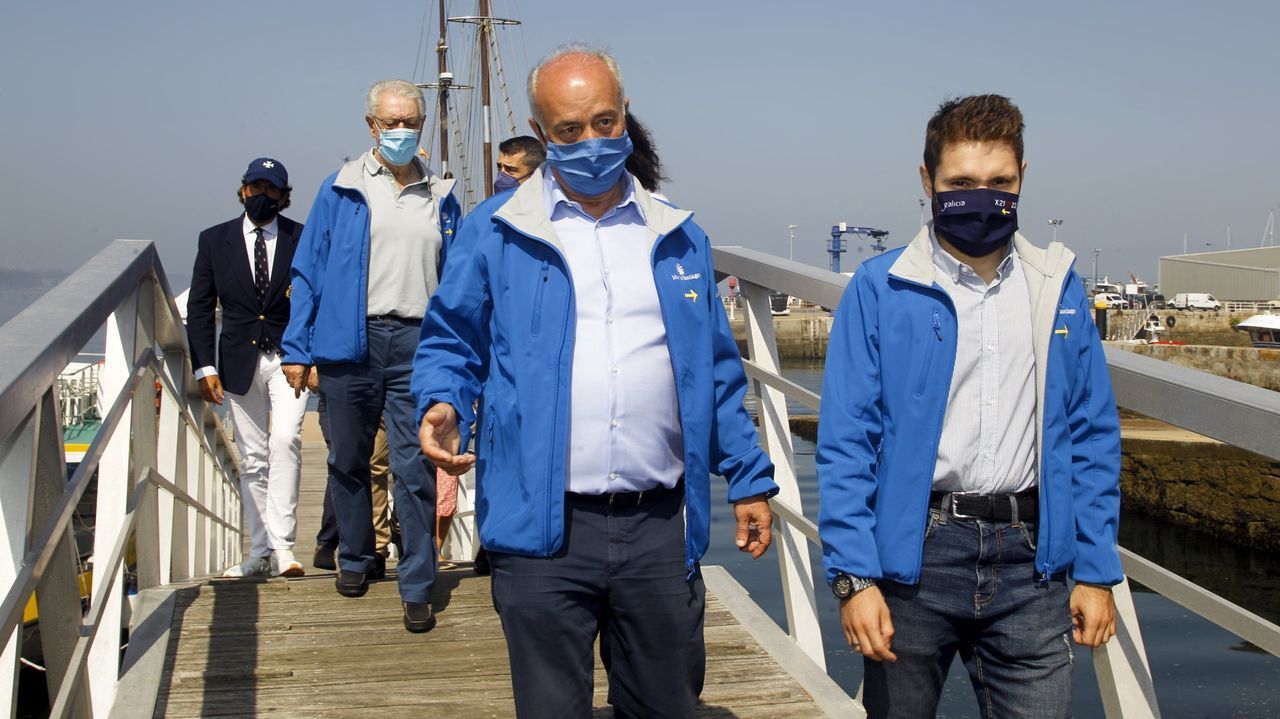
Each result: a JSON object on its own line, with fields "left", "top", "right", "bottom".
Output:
{"left": 948, "top": 492, "right": 983, "bottom": 520}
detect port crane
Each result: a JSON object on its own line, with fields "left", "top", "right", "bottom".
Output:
{"left": 828, "top": 222, "right": 890, "bottom": 273}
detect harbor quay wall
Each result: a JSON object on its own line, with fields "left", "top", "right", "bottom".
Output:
{"left": 728, "top": 310, "right": 832, "bottom": 360}
{"left": 1121, "top": 436, "right": 1280, "bottom": 552}
{"left": 1109, "top": 343, "right": 1280, "bottom": 392}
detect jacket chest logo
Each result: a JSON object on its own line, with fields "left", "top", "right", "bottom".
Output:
{"left": 671, "top": 262, "right": 702, "bottom": 281}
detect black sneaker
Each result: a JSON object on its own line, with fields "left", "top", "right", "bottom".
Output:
{"left": 335, "top": 570, "right": 367, "bottom": 597}
{"left": 403, "top": 601, "right": 436, "bottom": 633}
{"left": 313, "top": 545, "right": 337, "bottom": 571}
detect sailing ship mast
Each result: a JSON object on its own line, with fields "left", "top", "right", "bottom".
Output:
{"left": 417, "top": 1, "right": 521, "bottom": 209}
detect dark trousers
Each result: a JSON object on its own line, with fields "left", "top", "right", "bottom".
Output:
{"left": 863, "top": 508, "right": 1073, "bottom": 718}
{"left": 489, "top": 488, "right": 705, "bottom": 719}
{"left": 314, "top": 394, "right": 339, "bottom": 549}
{"left": 318, "top": 318, "right": 436, "bottom": 603}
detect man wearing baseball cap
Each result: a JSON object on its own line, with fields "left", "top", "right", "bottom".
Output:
{"left": 188, "top": 157, "right": 310, "bottom": 578}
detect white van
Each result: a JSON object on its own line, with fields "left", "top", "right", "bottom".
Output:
{"left": 1171, "top": 293, "right": 1221, "bottom": 311}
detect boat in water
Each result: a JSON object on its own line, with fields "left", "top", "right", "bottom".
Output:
{"left": 1234, "top": 313, "right": 1280, "bottom": 348}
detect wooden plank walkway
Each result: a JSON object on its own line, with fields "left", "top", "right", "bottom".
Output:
{"left": 143, "top": 413, "right": 845, "bottom": 718}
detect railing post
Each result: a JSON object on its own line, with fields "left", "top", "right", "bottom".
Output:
{"left": 133, "top": 279, "right": 161, "bottom": 591}
{"left": 740, "top": 280, "right": 825, "bottom": 669}
{"left": 88, "top": 283, "right": 141, "bottom": 714}
{"left": 0, "top": 407, "right": 36, "bottom": 718}
{"left": 184, "top": 422, "right": 202, "bottom": 578}
{"left": 1094, "top": 579, "right": 1161, "bottom": 718}
{"left": 155, "top": 351, "right": 187, "bottom": 584}
{"left": 29, "top": 390, "right": 90, "bottom": 717}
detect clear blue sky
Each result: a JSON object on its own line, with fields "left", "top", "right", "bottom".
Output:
{"left": 2, "top": 1, "right": 1277, "bottom": 289}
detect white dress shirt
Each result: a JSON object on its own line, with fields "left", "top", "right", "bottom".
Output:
{"left": 195, "top": 215, "right": 280, "bottom": 380}
{"left": 929, "top": 231, "right": 1038, "bottom": 494}
{"left": 544, "top": 170, "right": 685, "bottom": 494}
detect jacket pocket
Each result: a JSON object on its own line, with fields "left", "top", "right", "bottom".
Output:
{"left": 530, "top": 260, "right": 550, "bottom": 336}
{"left": 913, "top": 310, "right": 942, "bottom": 397}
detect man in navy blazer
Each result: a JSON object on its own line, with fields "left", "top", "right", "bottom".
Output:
{"left": 188, "top": 158, "right": 311, "bottom": 578}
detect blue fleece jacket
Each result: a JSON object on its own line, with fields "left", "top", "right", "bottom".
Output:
{"left": 411, "top": 171, "right": 778, "bottom": 572}
{"left": 282, "top": 154, "right": 461, "bottom": 365}
{"left": 817, "top": 228, "right": 1124, "bottom": 587}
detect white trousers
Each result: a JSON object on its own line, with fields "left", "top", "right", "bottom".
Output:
{"left": 225, "top": 351, "right": 308, "bottom": 558}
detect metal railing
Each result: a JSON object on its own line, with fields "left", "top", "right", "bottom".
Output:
{"left": 713, "top": 245, "right": 1280, "bottom": 719}
{"left": 0, "top": 241, "right": 241, "bottom": 718}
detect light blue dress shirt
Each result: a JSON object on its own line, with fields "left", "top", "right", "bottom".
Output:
{"left": 543, "top": 170, "right": 685, "bottom": 494}
{"left": 929, "top": 231, "right": 1038, "bottom": 494}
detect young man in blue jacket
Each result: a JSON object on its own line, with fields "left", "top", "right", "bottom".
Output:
{"left": 281, "top": 79, "right": 460, "bottom": 633}
{"left": 413, "top": 45, "right": 778, "bottom": 718}
{"left": 817, "top": 95, "right": 1121, "bottom": 717}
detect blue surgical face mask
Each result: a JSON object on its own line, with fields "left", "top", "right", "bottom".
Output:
{"left": 493, "top": 172, "right": 520, "bottom": 193}
{"left": 543, "top": 130, "right": 633, "bottom": 196}
{"left": 377, "top": 128, "right": 420, "bottom": 167}
{"left": 931, "top": 188, "right": 1019, "bottom": 257}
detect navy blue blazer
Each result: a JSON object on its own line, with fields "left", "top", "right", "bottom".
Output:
{"left": 187, "top": 214, "right": 303, "bottom": 396}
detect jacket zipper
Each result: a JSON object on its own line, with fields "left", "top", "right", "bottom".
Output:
{"left": 646, "top": 222, "right": 699, "bottom": 575}
{"left": 530, "top": 260, "right": 550, "bottom": 336}
{"left": 914, "top": 309, "right": 943, "bottom": 396}
{"left": 1036, "top": 270, "right": 1075, "bottom": 583}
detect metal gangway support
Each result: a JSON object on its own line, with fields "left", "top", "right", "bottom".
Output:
{"left": 715, "top": 245, "right": 1280, "bottom": 719}
{"left": 0, "top": 241, "right": 241, "bottom": 718}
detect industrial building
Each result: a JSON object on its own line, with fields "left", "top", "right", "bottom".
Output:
{"left": 1158, "top": 246, "right": 1280, "bottom": 301}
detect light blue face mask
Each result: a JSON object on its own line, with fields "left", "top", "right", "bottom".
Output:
{"left": 378, "top": 128, "right": 420, "bottom": 166}
{"left": 544, "top": 131, "right": 633, "bottom": 196}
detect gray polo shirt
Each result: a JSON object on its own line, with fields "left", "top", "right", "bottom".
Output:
{"left": 363, "top": 151, "right": 443, "bottom": 319}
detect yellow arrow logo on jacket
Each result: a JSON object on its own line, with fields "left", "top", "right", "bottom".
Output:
{"left": 684, "top": 289, "right": 698, "bottom": 302}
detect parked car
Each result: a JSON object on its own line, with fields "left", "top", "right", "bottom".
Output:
{"left": 1092, "top": 292, "right": 1127, "bottom": 309}
{"left": 1171, "top": 292, "right": 1221, "bottom": 311}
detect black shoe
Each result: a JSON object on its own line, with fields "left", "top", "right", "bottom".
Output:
{"left": 368, "top": 553, "right": 387, "bottom": 581}
{"left": 473, "top": 548, "right": 491, "bottom": 576}
{"left": 403, "top": 601, "right": 436, "bottom": 633}
{"left": 335, "top": 570, "right": 367, "bottom": 597}
{"left": 313, "top": 545, "right": 337, "bottom": 571}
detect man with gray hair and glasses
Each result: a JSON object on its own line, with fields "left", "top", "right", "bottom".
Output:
{"left": 282, "top": 79, "right": 460, "bottom": 633}
{"left": 413, "top": 45, "right": 777, "bottom": 717}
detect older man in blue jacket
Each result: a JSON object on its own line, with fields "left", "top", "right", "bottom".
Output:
{"left": 818, "top": 95, "right": 1121, "bottom": 718}
{"left": 413, "top": 45, "right": 777, "bottom": 719}
{"left": 282, "top": 79, "right": 460, "bottom": 633}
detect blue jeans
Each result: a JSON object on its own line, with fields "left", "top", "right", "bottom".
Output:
{"left": 318, "top": 318, "right": 436, "bottom": 603}
{"left": 489, "top": 488, "right": 705, "bottom": 719}
{"left": 864, "top": 508, "right": 1073, "bottom": 719}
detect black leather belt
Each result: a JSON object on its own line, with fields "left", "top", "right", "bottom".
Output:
{"left": 368, "top": 314, "right": 421, "bottom": 325}
{"left": 567, "top": 481, "right": 682, "bottom": 509}
{"left": 929, "top": 488, "right": 1038, "bottom": 522}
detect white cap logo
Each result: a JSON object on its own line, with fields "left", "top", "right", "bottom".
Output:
{"left": 262, "top": 160, "right": 275, "bottom": 169}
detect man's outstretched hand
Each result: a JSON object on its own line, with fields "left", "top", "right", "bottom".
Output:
{"left": 419, "top": 402, "right": 476, "bottom": 476}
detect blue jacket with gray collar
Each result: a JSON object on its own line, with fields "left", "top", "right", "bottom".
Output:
{"left": 817, "top": 226, "right": 1124, "bottom": 587}
{"left": 411, "top": 170, "right": 778, "bottom": 572}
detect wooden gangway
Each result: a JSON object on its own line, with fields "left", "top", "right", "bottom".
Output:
{"left": 111, "top": 416, "right": 857, "bottom": 718}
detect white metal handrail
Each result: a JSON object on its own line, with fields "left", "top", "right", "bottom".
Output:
{"left": 0, "top": 240, "right": 241, "bottom": 718}
{"left": 714, "top": 244, "right": 1280, "bottom": 719}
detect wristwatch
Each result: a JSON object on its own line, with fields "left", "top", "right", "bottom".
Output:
{"left": 832, "top": 573, "right": 876, "bottom": 599}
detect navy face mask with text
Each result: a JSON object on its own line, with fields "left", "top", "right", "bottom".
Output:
{"left": 931, "top": 188, "right": 1019, "bottom": 257}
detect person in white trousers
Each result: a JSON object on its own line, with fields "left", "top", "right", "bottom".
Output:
{"left": 187, "top": 158, "right": 310, "bottom": 578}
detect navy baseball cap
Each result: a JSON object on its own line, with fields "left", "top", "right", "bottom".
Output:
{"left": 242, "top": 157, "right": 289, "bottom": 188}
